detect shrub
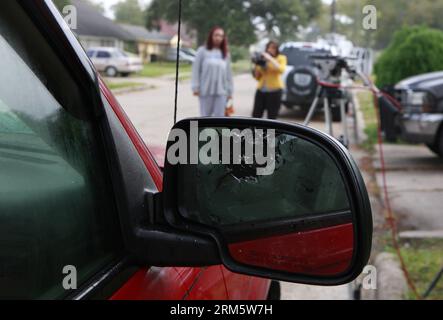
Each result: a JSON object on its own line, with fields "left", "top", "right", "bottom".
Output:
{"left": 374, "top": 26, "right": 443, "bottom": 88}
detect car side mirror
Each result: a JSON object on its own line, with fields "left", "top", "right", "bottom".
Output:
{"left": 162, "top": 117, "right": 372, "bottom": 285}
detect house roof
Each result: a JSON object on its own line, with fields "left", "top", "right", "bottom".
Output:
{"left": 71, "top": 0, "right": 132, "bottom": 41}
{"left": 157, "top": 20, "right": 195, "bottom": 47}
{"left": 120, "top": 24, "right": 172, "bottom": 43}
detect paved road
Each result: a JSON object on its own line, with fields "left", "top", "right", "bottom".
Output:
{"left": 114, "top": 74, "right": 355, "bottom": 152}
{"left": 114, "top": 74, "right": 358, "bottom": 300}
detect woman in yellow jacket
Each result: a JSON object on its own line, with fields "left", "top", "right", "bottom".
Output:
{"left": 252, "top": 41, "right": 287, "bottom": 120}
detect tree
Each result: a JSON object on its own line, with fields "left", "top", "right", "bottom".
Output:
{"left": 374, "top": 26, "right": 443, "bottom": 87}
{"left": 53, "top": 0, "right": 71, "bottom": 11}
{"left": 85, "top": 0, "right": 105, "bottom": 15}
{"left": 327, "top": 0, "right": 443, "bottom": 49}
{"left": 113, "top": 0, "right": 145, "bottom": 26}
{"left": 145, "top": 0, "right": 322, "bottom": 46}
{"left": 249, "top": 0, "right": 322, "bottom": 41}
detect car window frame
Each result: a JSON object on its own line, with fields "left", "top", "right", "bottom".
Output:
{"left": 87, "top": 50, "right": 97, "bottom": 58}
{"left": 11, "top": 0, "right": 153, "bottom": 300}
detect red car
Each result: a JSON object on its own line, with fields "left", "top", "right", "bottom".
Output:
{"left": 0, "top": 1, "right": 372, "bottom": 300}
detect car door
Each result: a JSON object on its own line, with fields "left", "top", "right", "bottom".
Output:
{"left": 0, "top": 2, "right": 127, "bottom": 299}
{"left": 98, "top": 78, "right": 230, "bottom": 300}
{"left": 221, "top": 267, "right": 270, "bottom": 300}
{"left": 0, "top": 0, "right": 226, "bottom": 300}
{"left": 93, "top": 50, "right": 112, "bottom": 72}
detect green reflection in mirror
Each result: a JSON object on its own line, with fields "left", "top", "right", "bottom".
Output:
{"left": 178, "top": 131, "right": 350, "bottom": 227}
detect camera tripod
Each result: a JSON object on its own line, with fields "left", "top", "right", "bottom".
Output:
{"left": 303, "top": 83, "right": 356, "bottom": 148}
{"left": 302, "top": 55, "right": 361, "bottom": 148}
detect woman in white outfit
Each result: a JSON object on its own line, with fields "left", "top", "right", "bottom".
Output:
{"left": 191, "top": 27, "right": 234, "bottom": 117}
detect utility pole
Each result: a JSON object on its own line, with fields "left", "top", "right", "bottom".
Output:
{"left": 330, "top": 0, "right": 337, "bottom": 33}
{"left": 352, "top": 0, "right": 359, "bottom": 42}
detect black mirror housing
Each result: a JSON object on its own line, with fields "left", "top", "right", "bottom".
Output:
{"left": 153, "top": 117, "right": 372, "bottom": 285}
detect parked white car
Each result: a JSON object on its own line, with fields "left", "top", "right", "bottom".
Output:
{"left": 87, "top": 47, "right": 143, "bottom": 77}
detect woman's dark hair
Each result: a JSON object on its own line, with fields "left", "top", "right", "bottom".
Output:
{"left": 266, "top": 40, "right": 280, "bottom": 57}
{"left": 206, "top": 26, "right": 229, "bottom": 59}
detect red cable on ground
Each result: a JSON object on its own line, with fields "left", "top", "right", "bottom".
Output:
{"left": 318, "top": 76, "right": 421, "bottom": 299}
{"left": 359, "top": 74, "right": 421, "bottom": 299}
{"left": 371, "top": 94, "right": 421, "bottom": 299}
{"left": 380, "top": 91, "right": 403, "bottom": 111}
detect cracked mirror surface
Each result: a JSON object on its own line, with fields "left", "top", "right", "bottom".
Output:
{"left": 177, "top": 130, "right": 350, "bottom": 227}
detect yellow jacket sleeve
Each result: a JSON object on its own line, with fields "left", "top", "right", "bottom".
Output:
{"left": 267, "top": 55, "right": 287, "bottom": 74}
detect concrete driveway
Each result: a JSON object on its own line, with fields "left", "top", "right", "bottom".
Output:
{"left": 114, "top": 74, "right": 354, "bottom": 151}
{"left": 374, "top": 144, "right": 443, "bottom": 232}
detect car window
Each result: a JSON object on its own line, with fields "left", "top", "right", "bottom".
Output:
{"left": 97, "top": 51, "right": 111, "bottom": 58}
{"left": 282, "top": 47, "right": 329, "bottom": 67}
{"left": 0, "top": 3, "right": 124, "bottom": 299}
{"left": 86, "top": 50, "right": 96, "bottom": 58}
{"left": 282, "top": 48, "right": 312, "bottom": 67}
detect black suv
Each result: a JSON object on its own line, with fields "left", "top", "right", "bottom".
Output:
{"left": 280, "top": 42, "right": 350, "bottom": 121}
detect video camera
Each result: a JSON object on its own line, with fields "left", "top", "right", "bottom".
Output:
{"left": 251, "top": 52, "right": 267, "bottom": 68}
{"left": 309, "top": 54, "right": 357, "bottom": 82}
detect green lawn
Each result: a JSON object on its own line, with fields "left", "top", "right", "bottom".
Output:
{"left": 232, "top": 59, "right": 252, "bottom": 75}
{"left": 105, "top": 81, "right": 145, "bottom": 90}
{"left": 357, "top": 91, "right": 379, "bottom": 152}
{"left": 384, "top": 238, "right": 443, "bottom": 300}
{"left": 136, "top": 60, "right": 251, "bottom": 79}
{"left": 138, "top": 62, "right": 192, "bottom": 78}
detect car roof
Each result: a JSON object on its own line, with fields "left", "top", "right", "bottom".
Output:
{"left": 280, "top": 42, "right": 333, "bottom": 52}
{"left": 88, "top": 47, "right": 119, "bottom": 52}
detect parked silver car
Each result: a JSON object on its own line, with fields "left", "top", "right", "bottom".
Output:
{"left": 87, "top": 47, "right": 143, "bottom": 77}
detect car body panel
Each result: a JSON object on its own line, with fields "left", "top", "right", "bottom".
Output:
{"left": 400, "top": 113, "right": 443, "bottom": 144}
{"left": 221, "top": 267, "right": 270, "bottom": 300}
{"left": 89, "top": 47, "right": 143, "bottom": 74}
{"left": 184, "top": 267, "right": 228, "bottom": 300}
{"left": 110, "top": 268, "right": 190, "bottom": 300}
